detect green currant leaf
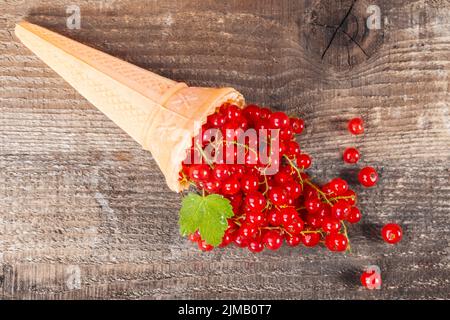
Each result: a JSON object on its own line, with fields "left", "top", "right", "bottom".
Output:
{"left": 179, "top": 193, "right": 234, "bottom": 247}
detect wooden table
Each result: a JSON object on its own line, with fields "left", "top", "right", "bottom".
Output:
{"left": 1, "top": 0, "right": 449, "bottom": 299}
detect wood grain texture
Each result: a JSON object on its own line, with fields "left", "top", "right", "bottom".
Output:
{"left": 0, "top": 0, "right": 449, "bottom": 299}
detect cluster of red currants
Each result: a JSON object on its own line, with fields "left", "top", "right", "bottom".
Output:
{"left": 180, "top": 103, "right": 368, "bottom": 253}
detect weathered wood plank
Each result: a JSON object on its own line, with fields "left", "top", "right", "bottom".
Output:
{"left": 0, "top": 0, "right": 449, "bottom": 299}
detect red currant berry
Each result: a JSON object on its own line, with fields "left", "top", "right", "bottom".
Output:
{"left": 343, "top": 147, "right": 360, "bottom": 164}
{"left": 331, "top": 200, "right": 351, "bottom": 220}
{"left": 212, "top": 164, "right": 230, "bottom": 181}
{"left": 189, "top": 164, "right": 211, "bottom": 181}
{"left": 219, "top": 228, "right": 236, "bottom": 247}
{"left": 268, "top": 208, "right": 283, "bottom": 226}
{"left": 361, "top": 269, "right": 382, "bottom": 290}
{"left": 287, "top": 141, "right": 301, "bottom": 157}
{"left": 305, "top": 197, "right": 322, "bottom": 214}
{"left": 244, "top": 192, "right": 267, "bottom": 211}
{"left": 321, "top": 217, "right": 341, "bottom": 233}
{"left": 279, "top": 128, "right": 294, "bottom": 140}
{"left": 381, "top": 223, "right": 403, "bottom": 244}
{"left": 305, "top": 214, "right": 324, "bottom": 228}
{"left": 274, "top": 171, "right": 293, "bottom": 185}
{"left": 268, "top": 186, "right": 288, "bottom": 206}
{"left": 221, "top": 177, "right": 241, "bottom": 195}
{"left": 280, "top": 207, "right": 299, "bottom": 225}
{"left": 223, "top": 104, "right": 241, "bottom": 121}
{"left": 188, "top": 230, "right": 201, "bottom": 242}
{"left": 242, "top": 104, "right": 261, "bottom": 121}
{"left": 207, "top": 112, "right": 225, "bottom": 128}
{"left": 286, "top": 234, "right": 301, "bottom": 247}
{"left": 358, "top": 167, "right": 379, "bottom": 187}
{"left": 342, "top": 189, "right": 357, "bottom": 205}
{"left": 348, "top": 117, "right": 364, "bottom": 135}
{"left": 290, "top": 118, "right": 305, "bottom": 134}
{"left": 238, "top": 223, "right": 258, "bottom": 238}
{"left": 296, "top": 154, "right": 312, "bottom": 169}
{"left": 248, "top": 240, "right": 264, "bottom": 253}
{"left": 284, "top": 181, "right": 302, "bottom": 199}
{"left": 259, "top": 107, "right": 272, "bottom": 119}
{"left": 234, "top": 234, "right": 249, "bottom": 248}
{"left": 198, "top": 240, "right": 214, "bottom": 252}
{"left": 240, "top": 173, "right": 259, "bottom": 193}
{"left": 329, "top": 178, "right": 349, "bottom": 195}
{"left": 203, "top": 178, "right": 221, "bottom": 193}
{"left": 268, "top": 112, "right": 290, "bottom": 129}
{"left": 325, "top": 233, "right": 348, "bottom": 252}
{"left": 300, "top": 232, "right": 320, "bottom": 247}
{"left": 285, "top": 219, "right": 304, "bottom": 235}
{"left": 346, "top": 207, "right": 362, "bottom": 224}
{"left": 246, "top": 211, "right": 266, "bottom": 226}
{"left": 263, "top": 230, "right": 283, "bottom": 250}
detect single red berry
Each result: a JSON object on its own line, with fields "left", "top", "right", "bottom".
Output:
{"left": 221, "top": 177, "right": 241, "bottom": 195}
{"left": 268, "top": 186, "right": 289, "bottom": 206}
{"left": 259, "top": 107, "right": 272, "bottom": 119}
{"left": 223, "top": 104, "right": 242, "bottom": 121}
{"left": 189, "top": 164, "right": 211, "bottom": 181}
{"left": 244, "top": 192, "right": 267, "bottom": 211}
{"left": 284, "top": 181, "right": 302, "bottom": 199}
{"left": 279, "top": 207, "right": 298, "bottom": 225}
{"left": 300, "top": 232, "right": 320, "bottom": 247}
{"left": 219, "top": 228, "right": 236, "bottom": 247}
{"left": 198, "top": 240, "right": 214, "bottom": 252}
{"left": 325, "top": 233, "right": 348, "bottom": 252}
{"left": 305, "top": 214, "right": 324, "bottom": 228}
{"left": 286, "top": 234, "right": 301, "bottom": 247}
{"left": 268, "top": 111, "right": 290, "bottom": 129}
{"left": 238, "top": 223, "right": 258, "bottom": 238}
{"left": 267, "top": 208, "right": 283, "bottom": 226}
{"left": 246, "top": 211, "right": 266, "bottom": 226}
{"left": 242, "top": 104, "right": 261, "bottom": 122}
{"left": 274, "top": 172, "right": 293, "bottom": 185}
{"left": 347, "top": 207, "right": 362, "bottom": 224}
{"left": 296, "top": 154, "right": 312, "bottom": 169}
{"left": 329, "top": 178, "right": 349, "bottom": 195}
{"left": 248, "top": 240, "right": 264, "bottom": 253}
{"left": 290, "top": 118, "right": 305, "bottom": 134}
{"left": 207, "top": 112, "right": 225, "bottom": 128}
{"left": 381, "top": 223, "right": 403, "bottom": 244}
{"left": 203, "top": 178, "right": 222, "bottom": 193}
{"left": 285, "top": 219, "right": 304, "bottom": 235}
{"left": 286, "top": 141, "right": 301, "bottom": 157}
{"left": 240, "top": 173, "right": 259, "bottom": 193}
{"left": 234, "top": 234, "right": 249, "bottom": 248}
{"left": 212, "top": 164, "right": 230, "bottom": 181}
{"left": 331, "top": 200, "right": 351, "bottom": 220}
{"left": 348, "top": 117, "right": 364, "bottom": 135}
{"left": 279, "top": 128, "right": 294, "bottom": 141}
{"left": 188, "top": 230, "right": 201, "bottom": 242}
{"left": 321, "top": 217, "right": 341, "bottom": 233}
{"left": 263, "top": 230, "right": 283, "bottom": 250}
{"left": 361, "top": 269, "right": 382, "bottom": 290}
{"left": 305, "top": 197, "right": 322, "bottom": 214}
{"left": 342, "top": 189, "right": 357, "bottom": 205}
{"left": 343, "top": 147, "right": 360, "bottom": 164}
{"left": 358, "top": 166, "right": 379, "bottom": 187}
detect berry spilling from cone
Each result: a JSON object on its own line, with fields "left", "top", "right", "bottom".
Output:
{"left": 178, "top": 103, "right": 402, "bottom": 263}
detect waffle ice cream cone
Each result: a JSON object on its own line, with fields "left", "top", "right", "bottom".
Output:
{"left": 15, "top": 21, "right": 244, "bottom": 192}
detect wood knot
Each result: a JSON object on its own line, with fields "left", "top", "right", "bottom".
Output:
{"left": 301, "top": 0, "right": 384, "bottom": 70}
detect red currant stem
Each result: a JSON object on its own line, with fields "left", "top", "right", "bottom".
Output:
{"left": 300, "top": 230, "right": 323, "bottom": 235}
{"left": 304, "top": 180, "right": 333, "bottom": 206}
{"left": 341, "top": 221, "right": 352, "bottom": 253}
{"left": 195, "top": 142, "right": 214, "bottom": 167}
{"left": 262, "top": 174, "right": 270, "bottom": 195}
{"left": 328, "top": 195, "right": 356, "bottom": 203}
{"left": 295, "top": 206, "right": 306, "bottom": 211}
{"left": 283, "top": 155, "right": 304, "bottom": 186}
{"left": 201, "top": 189, "right": 206, "bottom": 197}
